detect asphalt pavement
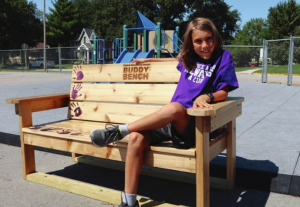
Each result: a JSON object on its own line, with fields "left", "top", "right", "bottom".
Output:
{"left": 0, "top": 70, "right": 300, "bottom": 207}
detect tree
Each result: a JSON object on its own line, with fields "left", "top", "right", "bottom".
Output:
{"left": 235, "top": 18, "right": 269, "bottom": 45}
{"left": 231, "top": 18, "right": 269, "bottom": 67}
{"left": 0, "top": 0, "right": 42, "bottom": 49}
{"left": 73, "top": 0, "right": 94, "bottom": 37}
{"left": 47, "top": 0, "right": 78, "bottom": 46}
{"left": 185, "top": 0, "right": 241, "bottom": 44}
{"left": 267, "top": 0, "right": 300, "bottom": 39}
{"left": 90, "top": 0, "right": 240, "bottom": 44}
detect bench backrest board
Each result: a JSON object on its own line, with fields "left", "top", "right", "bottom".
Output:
{"left": 68, "top": 62, "right": 179, "bottom": 123}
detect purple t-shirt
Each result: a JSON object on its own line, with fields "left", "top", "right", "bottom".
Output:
{"left": 171, "top": 49, "right": 239, "bottom": 108}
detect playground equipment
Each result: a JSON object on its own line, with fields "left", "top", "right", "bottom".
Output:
{"left": 93, "top": 11, "right": 183, "bottom": 64}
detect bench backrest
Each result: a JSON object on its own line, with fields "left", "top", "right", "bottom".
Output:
{"left": 68, "top": 62, "right": 179, "bottom": 123}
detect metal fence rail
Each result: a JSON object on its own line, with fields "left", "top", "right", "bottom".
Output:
{"left": 0, "top": 46, "right": 81, "bottom": 72}
{"left": 262, "top": 36, "right": 300, "bottom": 86}
{"left": 1, "top": 40, "right": 298, "bottom": 86}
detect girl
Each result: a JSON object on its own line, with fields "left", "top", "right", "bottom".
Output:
{"left": 90, "top": 17, "right": 239, "bottom": 207}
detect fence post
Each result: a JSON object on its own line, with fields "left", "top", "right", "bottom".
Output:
{"left": 262, "top": 40, "right": 268, "bottom": 83}
{"left": 287, "top": 35, "right": 294, "bottom": 86}
{"left": 58, "top": 46, "right": 62, "bottom": 72}
{"left": 20, "top": 50, "right": 23, "bottom": 71}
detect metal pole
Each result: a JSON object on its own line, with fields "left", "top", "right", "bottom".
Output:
{"left": 143, "top": 29, "right": 147, "bottom": 52}
{"left": 287, "top": 35, "right": 294, "bottom": 86}
{"left": 123, "top": 25, "right": 127, "bottom": 51}
{"left": 262, "top": 40, "right": 268, "bottom": 83}
{"left": 134, "top": 33, "right": 137, "bottom": 51}
{"left": 156, "top": 22, "right": 161, "bottom": 58}
{"left": 20, "top": 50, "right": 23, "bottom": 71}
{"left": 43, "top": 0, "right": 47, "bottom": 72}
{"left": 175, "top": 26, "right": 179, "bottom": 54}
{"left": 58, "top": 46, "right": 62, "bottom": 72}
{"left": 93, "top": 35, "right": 97, "bottom": 64}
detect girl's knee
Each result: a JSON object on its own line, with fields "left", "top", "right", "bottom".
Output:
{"left": 165, "top": 102, "right": 187, "bottom": 117}
{"left": 128, "top": 132, "right": 149, "bottom": 150}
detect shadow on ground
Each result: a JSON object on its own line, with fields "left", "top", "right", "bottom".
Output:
{"left": 0, "top": 132, "right": 282, "bottom": 206}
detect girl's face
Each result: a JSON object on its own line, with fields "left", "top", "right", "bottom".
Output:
{"left": 191, "top": 29, "right": 215, "bottom": 60}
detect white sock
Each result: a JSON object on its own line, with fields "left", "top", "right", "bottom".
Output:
{"left": 122, "top": 192, "right": 136, "bottom": 206}
{"left": 119, "top": 124, "right": 130, "bottom": 137}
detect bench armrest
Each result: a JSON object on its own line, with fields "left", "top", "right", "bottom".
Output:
{"left": 6, "top": 93, "right": 70, "bottom": 115}
{"left": 187, "top": 97, "right": 244, "bottom": 117}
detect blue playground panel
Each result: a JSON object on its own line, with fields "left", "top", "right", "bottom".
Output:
{"left": 115, "top": 49, "right": 155, "bottom": 63}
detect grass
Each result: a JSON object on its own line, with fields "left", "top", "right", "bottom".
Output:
{"left": 235, "top": 66, "right": 259, "bottom": 72}
{"left": 252, "top": 64, "right": 300, "bottom": 75}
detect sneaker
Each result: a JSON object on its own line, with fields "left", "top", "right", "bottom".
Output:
{"left": 119, "top": 200, "right": 140, "bottom": 207}
{"left": 90, "top": 124, "right": 123, "bottom": 147}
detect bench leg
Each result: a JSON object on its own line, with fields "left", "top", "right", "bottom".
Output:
{"left": 19, "top": 102, "right": 36, "bottom": 179}
{"left": 195, "top": 117, "right": 210, "bottom": 207}
{"left": 72, "top": 153, "right": 81, "bottom": 162}
{"left": 226, "top": 119, "right": 236, "bottom": 190}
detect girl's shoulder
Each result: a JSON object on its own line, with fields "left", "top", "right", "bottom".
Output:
{"left": 218, "top": 49, "right": 233, "bottom": 62}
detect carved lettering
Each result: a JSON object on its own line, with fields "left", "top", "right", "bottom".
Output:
{"left": 123, "top": 64, "right": 150, "bottom": 80}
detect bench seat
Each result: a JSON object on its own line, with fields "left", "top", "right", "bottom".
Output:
{"left": 22, "top": 119, "right": 227, "bottom": 173}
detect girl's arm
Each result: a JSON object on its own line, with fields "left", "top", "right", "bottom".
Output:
{"left": 193, "top": 85, "right": 229, "bottom": 108}
{"left": 131, "top": 57, "right": 177, "bottom": 63}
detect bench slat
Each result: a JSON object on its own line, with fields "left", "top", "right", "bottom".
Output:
{"left": 70, "top": 83, "right": 176, "bottom": 104}
{"left": 71, "top": 62, "right": 180, "bottom": 83}
{"left": 68, "top": 101, "right": 162, "bottom": 123}
{"left": 23, "top": 120, "right": 196, "bottom": 156}
{"left": 27, "top": 172, "right": 178, "bottom": 206}
{"left": 24, "top": 133, "right": 196, "bottom": 172}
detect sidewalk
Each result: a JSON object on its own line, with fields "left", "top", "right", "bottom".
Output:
{"left": 0, "top": 71, "right": 300, "bottom": 206}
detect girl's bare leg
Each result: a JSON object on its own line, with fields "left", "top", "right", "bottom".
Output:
{"left": 124, "top": 131, "right": 150, "bottom": 194}
{"left": 128, "top": 102, "right": 190, "bottom": 136}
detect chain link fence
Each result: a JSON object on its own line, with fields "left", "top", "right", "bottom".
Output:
{"left": 0, "top": 46, "right": 84, "bottom": 71}
{"left": 224, "top": 45, "right": 262, "bottom": 68}
{"left": 0, "top": 45, "right": 263, "bottom": 70}
{"left": 3, "top": 42, "right": 299, "bottom": 86}
{"left": 262, "top": 36, "right": 300, "bottom": 86}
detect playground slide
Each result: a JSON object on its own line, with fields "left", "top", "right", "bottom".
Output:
{"left": 135, "top": 49, "right": 155, "bottom": 59}
{"left": 115, "top": 49, "right": 155, "bottom": 63}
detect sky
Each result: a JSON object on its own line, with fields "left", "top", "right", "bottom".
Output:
{"left": 30, "top": 0, "right": 300, "bottom": 27}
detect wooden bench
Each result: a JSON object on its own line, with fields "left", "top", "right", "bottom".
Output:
{"left": 7, "top": 62, "right": 244, "bottom": 207}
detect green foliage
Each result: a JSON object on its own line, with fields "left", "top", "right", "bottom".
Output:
{"left": 268, "top": 41, "right": 290, "bottom": 65}
{"left": 47, "top": 0, "right": 78, "bottom": 46}
{"left": 0, "top": 0, "right": 42, "bottom": 49}
{"left": 235, "top": 18, "right": 269, "bottom": 45}
{"left": 185, "top": 0, "right": 241, "bottom": 44}
{"left": 267, "top": 0, "right": 300, "bottom": 39}
{"left": 232, "top": 18, "right": 269, "bottom": 66}
{"left": 80, "top": 0, "right": 239, "bottom": 42}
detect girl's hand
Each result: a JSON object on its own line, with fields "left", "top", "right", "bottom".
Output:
{"left": 193, "top": 95, "right": 212, "bottom": 108}
{"left": 131, "top": 58, "right": 146, "bottom": 63}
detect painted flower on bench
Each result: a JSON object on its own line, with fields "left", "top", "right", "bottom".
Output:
{"left": 73, "top": 65, "right": 84, "bottom": 80}
{"left": 70, "top": 102, "right": 82, "bottom": 117}
{"left": 71, "top": 84, "right": 82, "bottom": 99}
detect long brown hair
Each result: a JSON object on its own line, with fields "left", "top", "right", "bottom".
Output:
{"left": 179, "top": 18, "right": 223, "bottom": 71}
